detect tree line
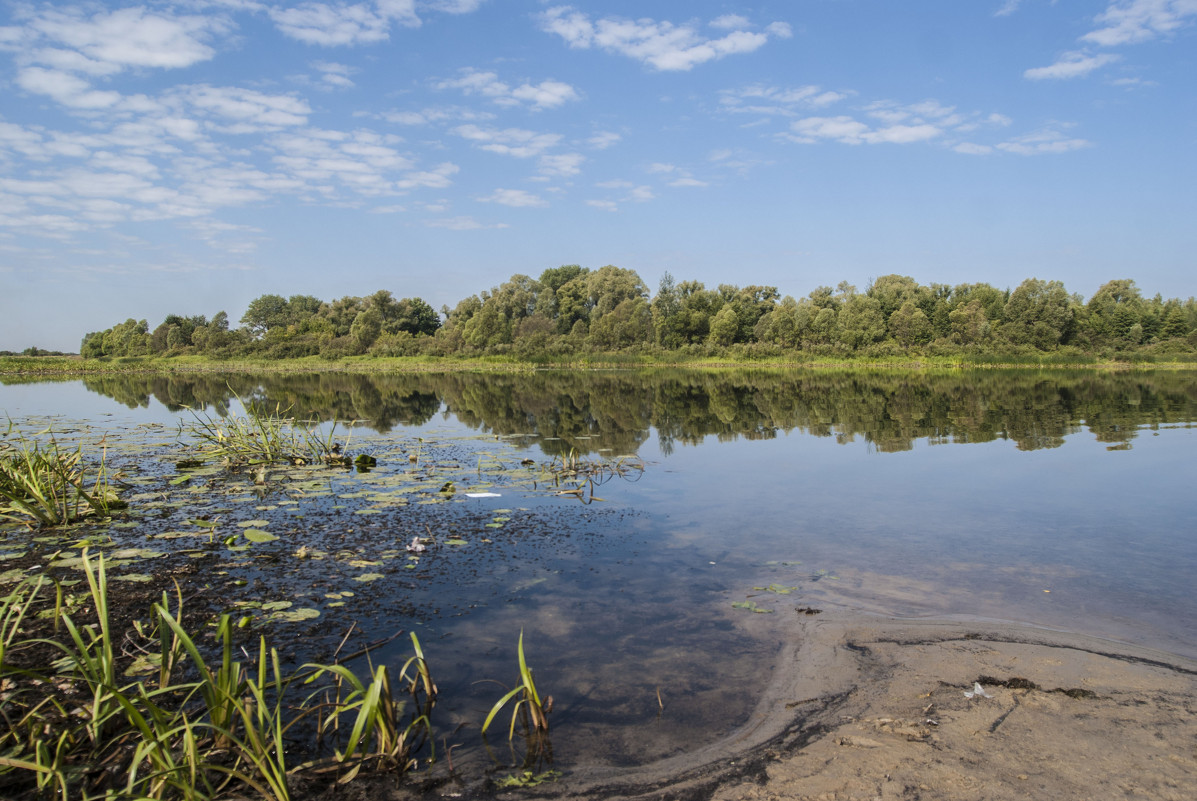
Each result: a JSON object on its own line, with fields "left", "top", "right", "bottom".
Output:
{"left": 78, "top": 267, "right": 1197, "bottom": 360}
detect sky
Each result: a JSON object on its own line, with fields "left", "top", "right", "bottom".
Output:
{"left": 1, "top": 0, "right": 1195, "bottom": 352}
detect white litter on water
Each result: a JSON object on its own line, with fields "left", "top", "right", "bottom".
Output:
{"left": 464, "top": 492, "right": 502, "bottom": 498}
{"left": 964, "top": 682, "right": 994, "bottom": 699}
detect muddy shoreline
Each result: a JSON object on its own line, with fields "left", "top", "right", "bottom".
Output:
{"left": 374, "top": 612, "right": 1197, "bottom": 800}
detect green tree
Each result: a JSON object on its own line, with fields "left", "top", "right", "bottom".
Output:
{"left": 651, "top": 272, "right": 683, "bottom": 348}
{"left": 707, "top": 305, "right": 739, "bottom": 347}
{"left": 1001, "top": 278, "right": 1074, "bottom": 349}
{"left": 949, "top": 300, "right": 992, "bottom": 345}
{"left": 350, "top": 308, "right": 383, "bottom": 350}
{"left": 837, "top": 295, "right": 885, "bottom": 349}
{"left": 887, "top": 300, "right": 933, "bottom": 346}
{"left": 241, "top": 294, "right": 290, "bottom": 337}
{"left": 589, "top": 298, "right": 652, "bottom": 350}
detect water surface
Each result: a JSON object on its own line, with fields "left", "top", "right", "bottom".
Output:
{"left": 3, "top": 367, "right": 1194, "bottom": 770}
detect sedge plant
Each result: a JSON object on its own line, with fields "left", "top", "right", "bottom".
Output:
{"left": 481, "top": 630, "right": 552, "bottom": 757}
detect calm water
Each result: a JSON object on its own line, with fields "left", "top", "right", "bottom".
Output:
{"left": 2, "top": 368, "right": 1195, "bottom": 770}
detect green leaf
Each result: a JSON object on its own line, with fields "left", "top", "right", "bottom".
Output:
{"left": 243, "top": 529, "right": 278, "bottom": 543}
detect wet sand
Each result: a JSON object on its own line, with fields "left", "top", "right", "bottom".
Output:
{"left": 419, "top": 612, "right": 1197, "bottom": 800}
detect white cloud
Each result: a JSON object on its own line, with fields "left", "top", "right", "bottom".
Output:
{"left": 1024, "top": 51, "right": 1121, "bottom": 80}
{"left": 395, "top": 162, "right": 459, "bottom": 190}
{"left": 668, "top": 177, "right": 707, "bottom": 187}
{"left": 1082, "top": 0, "right": 1197, "bottom": 46}
{"left": 788, "top": 116, "right": 871, "bottom": 144}
{"left": 789, "top": 114, "right": 945, "bottom": 146}
{"left": 436, "top": 68, "right": 580, "bottom": 109}
{"left": 586, "top": 199, "right": 618, "bottom": 212}
{"left": 994, "top": 0, "right": 1023, "bottom": 17}
{"left": 954, "top": 142, "right": 994, "bottom": 155}
{"left": 710, "top": 14, "right": 751, "bottom": 31}
{"left": 381, "top": 106, "right": 494, "bottom": 125}
{"left": 720, "top": 85, "right": 847, "bottom": 117}
{"left": 424, "top": 215, "right": 508, "bottom": 230}
{"left": 587, "top": 131, "right": 621, "bottom": 149}
{"left": 269, "top": 128, "right": 411, "bottom": 194}
{"left": 782, "top": 98, "right": 1015, "bottom": 147}
{"left": 539, "top": 152, "right": 584, "bottom": 177}
{"left": 479, "top": 188, "right": 547, "bottom": 207}
{"left": 452, "top": 125, "right": 562, "bottom": 157}
{"left": 26, "top": 6, "right": 227, "bottom": 71}
{"left": 313, "top": 61, "right": 357, "bottom": 88}
{"left": 510, "top": 80, "right": 579, "bottom": 109}
{"left": 269, "top": 0, "right": 488, "bottom": 46}
{"left": 184, "top": 86, "right": 311, "bottom": 131}
{"left": 996, "top": 128, "right": 1092, "bottom": 155}
{"left": 628, "top": 185, "right": 654, "bottom": 202}
{"left": 269, "top": 1, "right": 419, "bottom": 46}
{"left": 538, "top": 6, "right": 789, "bottom": 71}
{"left": 16, "top": 67, "right": 122, "bottom": 109}
{"left": 422, "top": 0, "right": 485, "bottom": 13}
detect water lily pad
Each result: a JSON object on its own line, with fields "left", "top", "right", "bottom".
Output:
{"left": 236, "top": 520, "right": 271, "bottom": 528}
{"left": 268, "top": 607, "right": 320, "bottom": 623}
{"left": 353, "top": 573, "right": 385, "bottom": 583}
{"left": 732, "top": 600, "right": 773, "bottom": 614}
{"left": 244, "top": 529, "right": 278, "bottom": 543}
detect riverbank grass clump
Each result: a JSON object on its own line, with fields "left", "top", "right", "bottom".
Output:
{"left": 0, "top": 425, "right": 121, "bottom": 529}
{"left": 184, "top": 399, "right": 358, "bottom": 469}
{"left": 0, "top": 552, "right": 437, "bottom": 801}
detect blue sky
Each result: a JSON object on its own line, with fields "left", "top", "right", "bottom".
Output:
{"left": 2, "top": 0, "right": 1195, "bottom": 351}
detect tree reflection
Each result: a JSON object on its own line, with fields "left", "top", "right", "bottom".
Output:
{"left": 78, "top": 369, "right": 1197, "bottom": 454}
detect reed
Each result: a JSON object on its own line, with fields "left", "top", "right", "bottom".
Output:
{"left": 0, "top": 425, "right": 120, "bottom": 528}
{"left": 183, "top": 396, "right": 353, "bottom": 469}
{"left": 0, "top": 552, "right": 439, "bottom": 801}
{"left": 481, "top": 630, "right": 552, "bottom": 753}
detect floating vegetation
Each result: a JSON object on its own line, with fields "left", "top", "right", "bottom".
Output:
{"left": 496, "top": 769, "right": 562, "bottom": 788}
{"left": 752, "top": 584, "right": 799, "bottom": 595}
{"left": 0, "top": 424, "right": 122, "bottom": 529}
{"left": 537, "top": 449, "right": 644, "bottom": 504}
{"left": 731, "top": 600, "right": 773, "bottom": 614}
{"left": 183, "top": 398, "right": 364, "bottom": 470}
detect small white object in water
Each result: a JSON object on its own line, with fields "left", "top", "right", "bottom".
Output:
{"left": 406, "top": 536, "right": 426, "bottom": 554}
{"left": 464, "top": 492, "right": 502, "bottom": 498}
{"left": 964, "top": 682, "right": 994, "bottom": 699}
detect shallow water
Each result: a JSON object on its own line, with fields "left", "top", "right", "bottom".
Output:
{"left": 2, "top": 367, "right": 1195, "bottom": 772}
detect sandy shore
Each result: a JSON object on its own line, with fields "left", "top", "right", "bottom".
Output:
{"left": 435, "top": 612, "right": 1197, "bottom": 801}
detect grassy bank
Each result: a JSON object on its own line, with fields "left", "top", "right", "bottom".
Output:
{"left": 4, "top": 347, "right": 1197, "bottom": 376}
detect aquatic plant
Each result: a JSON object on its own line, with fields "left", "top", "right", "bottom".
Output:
{"left": 0, "top": 551, "right": 440, "bottom": 801}
{"left": 481, "top": 630, "right": 552, "bottom": 752}
{"left": 0, "top": 425, "right": 120, "bottom": 528}
{"left": 301, "top": 632, "right": 437, "bottom": 782}
{"left": 183, "top": 396, "right": 357, "bottom": 469}
{"left": 540, "top": 449, "right": 644, "bottom": 503}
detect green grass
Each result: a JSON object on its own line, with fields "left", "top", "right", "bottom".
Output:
{"left": 183, "top": 397, "right": 352, "bottom": 468}
{"left": 481, "top": 630, "right": 552, "bottom": 766}
{"left": 0, "top": 425, "right": 122, "bottom": 529}
{"left": 0, "top": 552, "right": 440, "bottom": 800}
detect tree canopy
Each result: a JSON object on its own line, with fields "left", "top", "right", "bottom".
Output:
{"left": 77, "top": 269, "right": 1197, "bottom": 361}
